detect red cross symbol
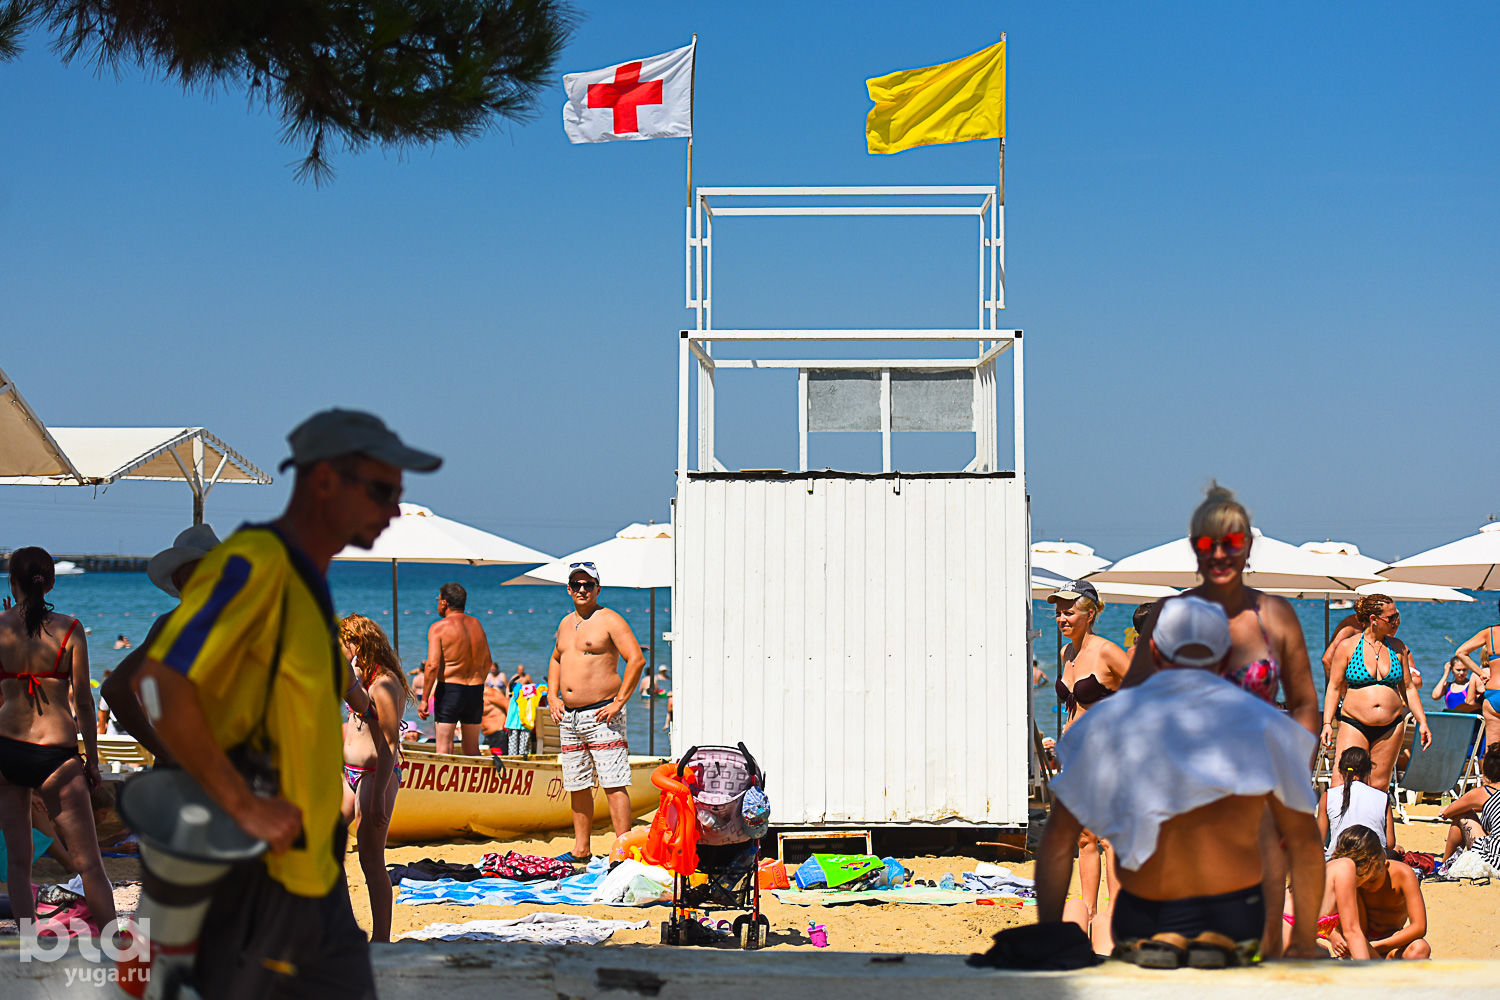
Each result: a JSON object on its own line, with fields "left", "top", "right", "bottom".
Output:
{"left": 587, "top": 61, "right": 664, "bottom": 135}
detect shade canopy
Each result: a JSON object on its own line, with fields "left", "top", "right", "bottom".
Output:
{"left": 1030, "top": 567, "right": 1178, "bottom": 607}
{"left": 334, "top": 503, "right": 553, "bottom": 565}
{"left": 1259, "top": 541, "right": 1474, "bottom": 603}
{"left": 503, "top": 522, "right": 672, "bottom": 590}
{"left": 1088, "top": 529, "right": 1386, "bottom": 590}
{"left": 0, "top": 365, "right": 271, "bottom": 522}
{"left": 1382, "top": 523, "right": 1500, "bottom": 590}
{"left": 1030, "top": 540, "right": 1109, "bottom": 582}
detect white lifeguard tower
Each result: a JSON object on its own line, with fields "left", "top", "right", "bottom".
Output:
{"left": 670, "top": 186, "right": 1031, "bottom": 830}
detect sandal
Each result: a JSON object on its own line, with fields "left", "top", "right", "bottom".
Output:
{"left": 1123, "top": 932, "right": 1188, "bottom": 969}
{"left": 553, "top": 851, "right": 591, "bottom": 866}
{"left": 1185, "top": 931, "right": 1235, "bottom": 969}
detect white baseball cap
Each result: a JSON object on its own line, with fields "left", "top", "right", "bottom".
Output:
{"left": 1152, "top": 596, "right": 1231, "bottom": 668}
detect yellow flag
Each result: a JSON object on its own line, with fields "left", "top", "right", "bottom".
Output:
{"left": 865, "top": 41, "right": 1005, "bottom": 155}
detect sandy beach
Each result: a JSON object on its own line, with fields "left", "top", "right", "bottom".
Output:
{"left": 1, "top": 804, "right": 1493, "bottom": 960}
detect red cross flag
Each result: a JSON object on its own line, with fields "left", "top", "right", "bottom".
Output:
{"left": 562, "top": 41, "right": 695, "bottom": 143}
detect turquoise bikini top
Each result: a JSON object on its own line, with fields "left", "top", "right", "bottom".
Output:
{"left": 1345, "top": 637, "right": 1403, "bottom": 689}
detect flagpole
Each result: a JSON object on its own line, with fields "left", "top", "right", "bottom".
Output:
{"left": 687, "top": 33, "right": 697, "bottom": 207}
{"left": 997, "top": 32, "right": 1006, "bottom": 314}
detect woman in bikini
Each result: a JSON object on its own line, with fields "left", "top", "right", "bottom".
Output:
{"left": 1437, "top": 744, "right": 1500, "bottom": 862}
{"left": 1431, "top": 656, "right": 1481, "bottom": 712}
{"left": 338, "top": 613, "right": 410, "bottom": 943}
{"left": 1454, "top": 605, "right": 1500, "bottom": 751}
{"left": 1320, "top": 825, "right": 1429, "bottom": 959}
{"left": 1050, "top": 580, "right": 1129, "bottom": 953}
{"left": 0, "top": 547, "right": 116, "bottom": 930}
{"left": 1323, "top": 594, "right": 1431, "bottom": 792}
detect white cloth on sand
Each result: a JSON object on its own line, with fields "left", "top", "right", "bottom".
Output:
{"left": 589, "top": 858, "right": 674, "bottom": 905}
{"left": 399, "top": 912, "right": 648, "bottom": 944}
{"left": 1049, "top": 668, "right": 1317, "bottom": 871}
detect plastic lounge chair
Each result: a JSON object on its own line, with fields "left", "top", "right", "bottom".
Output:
{"left": 1398, "top": 711, "right": 1483, "bottom": 800}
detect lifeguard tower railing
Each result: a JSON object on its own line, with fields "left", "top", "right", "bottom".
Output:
{"left": 671, "top": 187, "right": 1033, "bottom": 829}
{"left": 677, "top": 186, "right": 1021, "bottom": 486}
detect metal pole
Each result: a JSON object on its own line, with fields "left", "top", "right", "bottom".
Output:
{"left": 1055, "top": 619, "right": 1063, "bottom": 740}
{"left": 1324, "top": 597, "right": 1331, "bottom": 655}
{"left": 391, "top": 560, "right": 399, "bottom": 653}
{"left": 648, "top": 587, "right": 657, "bottom": 754}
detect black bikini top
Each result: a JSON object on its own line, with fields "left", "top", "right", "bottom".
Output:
{"left": 1056, "top": 672, "right": 1112, "bottom": 713}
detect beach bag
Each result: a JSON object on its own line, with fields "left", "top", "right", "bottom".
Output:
{"left": 1447, "top": 849, "right": 1500, "bottom": 880}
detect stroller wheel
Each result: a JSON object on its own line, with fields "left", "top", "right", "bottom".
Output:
{"left": 661, "top": 920, "right": 680, "bottom": 946}
{"left": 745, "top": 914, "right": 769, "bottom": 950}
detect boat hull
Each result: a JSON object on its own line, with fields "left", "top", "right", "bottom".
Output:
{"left": 387, "top": 750, "right": 664, "bottom": 845}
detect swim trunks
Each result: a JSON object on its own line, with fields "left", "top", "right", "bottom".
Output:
{"left": 434, "top": 680, "right": 484, "bottom": 725}
{"left": 1112, "top": 885, "right": 1264, "bottom": 943}
{"left": 557, "top": 699, "right": 629, "bottom": 791}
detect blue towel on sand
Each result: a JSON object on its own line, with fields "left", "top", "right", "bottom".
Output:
{"left": 397, "top": 857, "right": 661, "bottom": 908}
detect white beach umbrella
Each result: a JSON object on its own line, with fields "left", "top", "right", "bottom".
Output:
{"left": 1088, "top": 529, "right": 1385, "bottom": 591}
{"left": 503, "top": 522, "right": 673, "bottom": 752}
{"left": 1030, "top": 568, "right": 1177, "bottom": 607}
{"left": 1030, "top": 540, "right": 1110, "bottom": 582}
{"left": 1382, "top": 523, "right": 1500, "bottom": 590}
{"left": 333, "top": 502, "right": 554, "bottom": 647}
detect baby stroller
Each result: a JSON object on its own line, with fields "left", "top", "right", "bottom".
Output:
{"left": 659, "top": 743, "right": 770, "bottom": 949}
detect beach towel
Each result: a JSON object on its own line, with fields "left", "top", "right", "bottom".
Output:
{"left": 794, "top": 854, "right": 885, "bottom": 889}
{"left": 397, "top": 856, "right": 665, "bottom": 907}
{"left": 0, "top": 829, "right": 52, "bottom": 870}
{"left": 399, "top": 912, "right": 648, "bottom": 945}
{"left": 961, "top": 862, "right": 1036, "bottom": 896}
{"left": 773, "top": 886, "right": 1033, "bottom": 907}
{"left": 1050, "top": 669, "right": 1318, "bottom": 870}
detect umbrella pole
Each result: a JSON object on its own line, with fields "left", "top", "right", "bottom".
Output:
{"left": 392, "top": 560, "right": 399, "bottom": 654}
{"left": 1055, "top": 619, "right": 1063, "bottom": 741}
{"left": 648, "top": 588, "right": 656, "bottom": 755}
{"left": 1324, "top": 597, "right": 1330, "bottom": 652}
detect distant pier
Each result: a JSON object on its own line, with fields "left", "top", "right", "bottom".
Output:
{"left": 0, "top": 552, "right": 148, "bottom": 573}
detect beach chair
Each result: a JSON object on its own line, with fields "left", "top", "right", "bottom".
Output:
{"left": 79, "top": 735, "right": 155, "bottom": 772}
{"left": 660, "top": 743, "right": 770, "bottom": 950}
{"left": 1397, "top": 711, "right": 1483, "bottom": 803}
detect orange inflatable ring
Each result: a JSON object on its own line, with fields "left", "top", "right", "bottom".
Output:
{"left": 610, "top": 826, "right": 652, "bottom": 864}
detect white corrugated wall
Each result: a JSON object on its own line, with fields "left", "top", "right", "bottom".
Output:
{"left": 672, "top": 474, "right": 1029, "bottom": 827}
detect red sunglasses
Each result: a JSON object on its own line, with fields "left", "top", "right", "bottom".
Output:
{"left": 1192, "top": 532, "right": 1248, "bottom": 556}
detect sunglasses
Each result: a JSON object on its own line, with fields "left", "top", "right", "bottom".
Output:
{"left": 569, "top": 579, "right": 597, "bottom": 592}
{"left": 1376, "top": 612, "right": 1400, "bottom": 624}
{"left": 1192, "top": 532, "right": 1248, "bottom": 556}
{"left": 339, "top": 469, "right": 402, "bottom": 507}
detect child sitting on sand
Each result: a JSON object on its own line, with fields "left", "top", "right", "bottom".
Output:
{"left": 1317, "top": 747, "right": 1395, "bottom": 858}
{"left": 1320, "top": 825, "right": 1430, "bottom": 960}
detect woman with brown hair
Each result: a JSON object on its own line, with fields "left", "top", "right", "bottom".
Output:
{"left": 338, "top": 613, "right": 410, "bottom": 943}
{"left": 1323, "top": 594, "right": 1431, "bottom": 792}
{"left": 1049, "top": 579, "right": 1129, "bottom": 953}
{"left": 0, "top": 547, "right": 116, "bottom": 929}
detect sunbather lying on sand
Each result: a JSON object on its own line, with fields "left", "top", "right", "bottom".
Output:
{"left": 1317, "top": 825, "right": 1430, "bottom": 960}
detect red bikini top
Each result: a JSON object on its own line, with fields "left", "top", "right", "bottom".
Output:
{"left": 0, "top": 618, "right": 80, "bottom": 698}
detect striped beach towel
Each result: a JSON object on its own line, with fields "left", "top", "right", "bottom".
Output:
{"left": 398, "top": 857, "right": 657, "bottom": 908}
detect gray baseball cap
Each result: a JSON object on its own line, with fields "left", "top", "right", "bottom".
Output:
{"left": 279, "top": 409, "right": 442, "bottom": 473}
{"left": 1046, "top": 579, "right": 1099, "bottom": 605}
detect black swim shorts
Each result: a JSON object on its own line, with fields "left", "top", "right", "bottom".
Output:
{"left": 194, "top": 855, "right": 375, "bottom": 1000}
{"left": 1112, "top": 884, "right": 1264, "bottom": 944}
{"left": 434, "top": 679, "right": 484, "bottom": 725}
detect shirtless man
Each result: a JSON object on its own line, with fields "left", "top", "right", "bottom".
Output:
{"left": 420, "top": 582, "right": 493, "bottom": 755}
{"left": 1037, "top": 596, "right": 1326, "bottom": 963}
{"left": 481, "top": 684, "right": 509, "bottom": 748}
{"left": 548, "top": 562, "right": 646, "bottom": 865}
{"left": 1322, "top": 825, "right": 1430, "bottom": 959}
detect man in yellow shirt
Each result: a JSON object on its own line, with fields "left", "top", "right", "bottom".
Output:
{"left": 135, "top": 409, "right": 440, "bottom": 999}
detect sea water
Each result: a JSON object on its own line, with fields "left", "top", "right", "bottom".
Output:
{"left": 37, "top": 562, "right": 675, "bottom": 756}
{"left": 23, "top": 565, "right": 1496, "bottom": 750}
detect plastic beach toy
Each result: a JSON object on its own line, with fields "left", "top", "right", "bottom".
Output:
{"left": 643, "top": 763, "right": 699, "bottom": 876}
{"left": 808, "top": 921, "right": 829, "bottom": 948}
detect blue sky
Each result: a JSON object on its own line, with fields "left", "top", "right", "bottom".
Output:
{"left": 2, "top": 2, "right": 1497, "bottom": 563}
